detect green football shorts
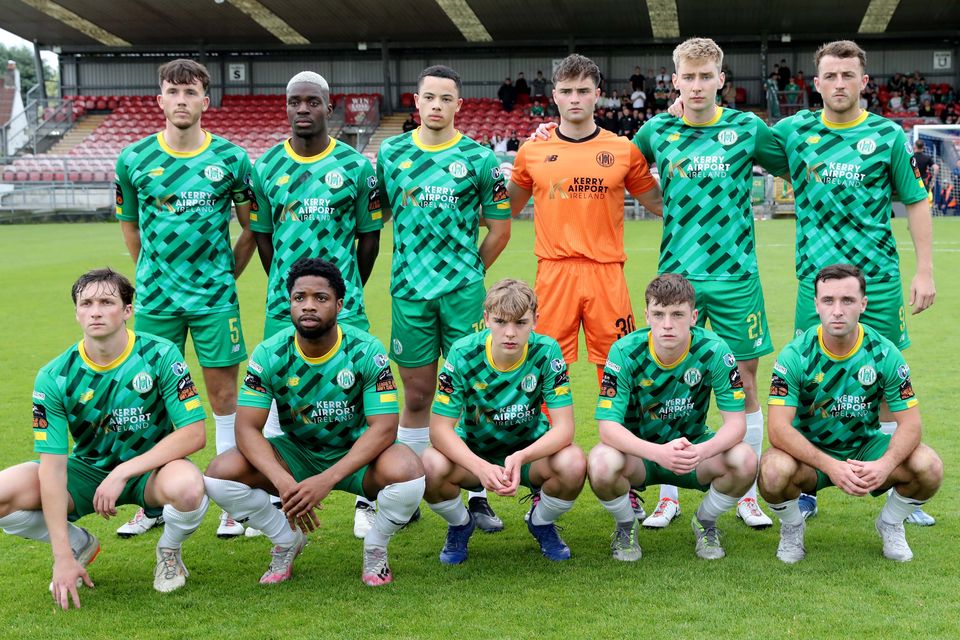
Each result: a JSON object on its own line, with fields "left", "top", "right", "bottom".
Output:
{"left": 136, "top": 308, "right": 247, "bottom": 367}
{"left": 691, "top": 277, "right": 774, "bottom": 360}
{"left": 268, "top": 434, "right": 371, "bottom": 499}
{"left": 634, "top": 431, "right": 715, "bottom": 492}
{"left": 794, "top": 277, "right": 909, "bottom": 350}
{"left": 814, "top": 432, "right": 892, "bottom": 497}
{"left": 44, "top": 456, "right": 162, "bottom": 522}
{"left": 390, "top": 280, "right": 485, "bottom": 367}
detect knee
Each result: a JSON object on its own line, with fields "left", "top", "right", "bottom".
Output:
{"left": 385, "top": 444, "right": 425, "bottom": 483}
{"left": 204, "top": 451, "right": 238, "bottom": 480}
{"left": 421, "top": 447, "right": 451, "bottom": 482}
{"left": 909, "top": 445, "right": 944, "bottom": 491}
{"left": 758, "top": 448, "right": 796, "bottom": 493}
{"left": 727, "top": 443, "right": 757, "bottom": 482}
{"left": 553, "top": 445, "right": 587, "bottom": 485}
{"left": 162, "top": 462, "right": 205, "bottom": 510}
{"left": 587, "top": 444, "right": 624, "bottom": 488}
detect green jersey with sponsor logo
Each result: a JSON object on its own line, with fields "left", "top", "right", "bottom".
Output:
{"left": 595, "top": 326, "right": 745, "bottom": 443}
{"left": 377, "top": 130, "right": 511, "bottom": 301}
{"left": 768, "top": 323, "right": 917, "bottom": 457}
{"left": 251, "top": 139, "right": 382, "bottom": 325}
{"left": 633, "top": 108, "right": 787, "bottom": 280}
{"left": 115, "top": 131, "right": 252, "bottom": 316}
{"left": 238, "top": 324, "right": 398, "bottom": 462}
{"left": 31, "top": 330, "right": 206, "bottom": 470}
{"left": 772, "top": 110, "right": 927, "bottom": 282}
{"left": 432, "top": 330, "right": 572, "bottom": 460}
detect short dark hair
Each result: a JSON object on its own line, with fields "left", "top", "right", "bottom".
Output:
{"left": 158, "top": 59, "right": 210, "bottom": 93}
{"left": 814, "top": 40, "right": 866, "bottom": 74}
{"left": 286, "top": 257, "right": 346, "bottom": 300}
{"left": 552, "top": 54, "right": 601, "bottom": 87}
{"left": 71, "top": 268, "right": 135, "bottom": 306}
{"left": 814, "top": 264, "right": 866, "bottom": 296}
{"left": 417, "top": 65, "right": 462, "bottom": 94}
{"left": 645, "top": 273, "right": 695, "bottom": 308}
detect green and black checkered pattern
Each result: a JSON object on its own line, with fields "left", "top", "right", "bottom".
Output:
{"left": 432, "top": 330, "right": 572, "bottom": 460}
{"left": 376, "top": 131, "right": 511, "bottom": 301}
{"left": 115, "top": 132, "right": 252, "bottom": 316}
{"left": 769, "top": 323, "right": 917, "bottom": 458}
{"left": 32, "top": 330, "right": 206, "bottom": 470}
{"left": 251, "top": 140, "right": 382, "bottom": 324}
{"left": 633, "top": 108, "right": 787, "bottom": 280}
{"left": 238, "top": 324, "right": 399, "bottom": 462}
{"left": 595, "top": 326, "right": 744, "bottom": 443}
{"left": 772, "top": 110, "right": 927, "bottom": 281}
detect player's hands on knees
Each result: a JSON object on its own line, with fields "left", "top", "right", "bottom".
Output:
{"left": 657, "top": 438, "right": 699, "bottom": 475}
{"left": 93, "top": 470, "right": 128, "bottom": 519}
{"left": 477, "top": 461, "right": 512, "bottom": 496}
{"left": 667, "top": 98, "right": 685, "bottom": 118}
{"left": 281, "top": 475, "right": 331, "bottom": 533}
{"left": 909, "top": 272, "right": 936, "bottom": 314}
{"left": 500, "top": 453, "right": 524, "bottom": 496}
{"left": 530, "top": 121, "right": 558, "bottom": 141}
{"left": 827, "top": 460, "right": 871, "bottom": 496}
{"left": 847, "top": 458, "right": 893, "bottom": 493}
{"left": 51, "top": 557, "right": 93, "bottom": 611}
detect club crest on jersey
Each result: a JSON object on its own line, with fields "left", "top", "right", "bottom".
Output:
{"left": 595, "top": 151, "right": 615, "bottom": 168}
{"left": 392, "top": 339, "right": 403, "bottom": 355}
{"left": 448, "top": 161, "right": 467, "bottom": 178}
{"left": 521, "top": 374, "right": 538, "bottom": 392}
{"left": 132, "top": 372, "right": 154, "bottom": 394}
{"left": 717, "top": 129, "right": 738, "bottom": 145}
{"left": 336, "top": 369, "right": 355, "bottom": 389}
{"left": 204, "top": 165, "right": 225, "bottom": 182}
{"left": 856, "top": 138, "right": 877, "bottom": 155}
{"left": 683, "top": 368, "right": 702, "bottom": 386}
{"left": 857, "top": 365, "right": 877, "bottom": 386}
{"left": 325, "top": 171, "right": 344, "bottom": 188}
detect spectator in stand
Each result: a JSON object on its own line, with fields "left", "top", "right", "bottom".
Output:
{"left": 867, "top": 94, "right": 883, "bottom": 115}
{"left": 778, "top": 58, "right": 791, "bottom": 91}
{"left": 630, "top": 66, "right": 645, "bottom": 93}
{"left": 721, "top": 80, "right": 737, "bottom": 108}
{"left": 492, "top": 133, "right": 508, "bottom": 153}
{"left": 645, "top": 106, "right": 655, "bottom": 121}
{"left": 617, "top": 105, "right": 637, "bottom": 138}
{"left": 785, "top": 77, "right": 800, "bottom": 104}
{"left": 599, "top": 108, "right": 618, "bottom": 133}
{"left": 905, "top": 92, "right": 920, "bottom": 113}
{"left": 530, "top": 100, "right": 545, "bottom": 117}
{"left": 887, "top": 90, "right": 903, "bottom": 111}
{"left": 765, "top": 71, "right": 780, "bottom": 118}
{"left": 631, "top": 87, "right": 646, "bottom": 110}
{"left": 515, "top": 72, "right": 530, "bottom": 97}
{"left": 402, "top": 113, "right": 418, "bottom": 132}
{"left": 531, "top": 70, "right": 548, "bottom": 98}
{"left": 480, "top": 133, "right": 492, "bottom": 149}
{"left": 506, "top": 130, "right": 521, "bottom": 153}
{"left": 498, "top": 77, "right": 517, "bottom": 112}
{"left": 610, "top": 90, "right": 622, "bottom": 109}
{"left": 654, "top": 81, "right": 669, "bottom": 111}
{"left": 656, "top": 66, "right": 670, "bottom": 86}
{"left": 888, "top": 72, "right": 905, "bottom": 93}
{"left": 644, "top": 68, "right": 657, "bottom": 95}
{"left": 918, "top": 99, "right": 935, "bottom": 118}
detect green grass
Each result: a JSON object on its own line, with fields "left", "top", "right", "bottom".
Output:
{"left": 0, "top": 218, "right": 958, "bottom": 638}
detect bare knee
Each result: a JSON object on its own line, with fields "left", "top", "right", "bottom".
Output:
{"left": 550, "top": 445, "right": 587, "bottom": 490}
{"left": 587, "top": 444, "right": 625, "bottom": 490}
{"left": 906, "top": 445, "right": 944, "bottom": 494}
{"left": 155, "top": 461, "right": 205, "bottom": 510}
{"left": 758, "top": 448, "right": 798, "bottom": 498}
{"left": 378, "top": 444, "right": 424, "bottom": 484}
{"left": 205, "top": 449, "right": 244, "bottom": 480}
{"left": 727, "top": 443, "right": 758, "bottom": 483}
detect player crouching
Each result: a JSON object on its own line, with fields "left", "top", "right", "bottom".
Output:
{"left": 588, "top": 273, "right": 756, "bottom": 561}
{"left": 423, "top": 279, "right": 586, "bottom": 563}
{"left": 203, "top": 258, "right": 424, "bottom": 586}
{"left": 760, "top": 264, "right": 943, "bottom": 563}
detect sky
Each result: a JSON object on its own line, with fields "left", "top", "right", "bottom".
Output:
{"left": 0, "top": 27, "right": 60, "bottom": 66}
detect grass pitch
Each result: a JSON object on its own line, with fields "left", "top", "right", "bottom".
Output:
{"left": 0, "top": 218, "right": 957, "bottom": 638}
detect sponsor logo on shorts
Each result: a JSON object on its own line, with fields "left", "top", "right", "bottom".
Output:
{"left": 683, "top": 368, "right": 702, "bottom": 386}
{"left": 376, "top": 368, "right": 397, "bottom": 392}
{"left": 897, "top": 364, "right": 910, "bottom": 380}
{"left": 132, "top": 372, "right": 154, "bottom": 394}
{"left": 248, "top": 360, "right": 263, "bottom": 374}
{"left": 336, "top": 369, "right": 355, "bottom": 389}
{"left": 244, "top": 372, "right": 267, "bottom": 394}
{"left": 770, "top": 373, "right": 789, "bottom": 397}
{"left": 899, "top": 377, "right": 915, "bottom": 400}
{"left": 374, "top": 354, "right": 389, "bottom": 369}
{"left": 204, "top": 165, "right": 225, "bottom": 182}
{"left": 717, "top": 129, "right": 738, "bottom": 145}
{"left": 448, "top": 161, "right": 467, "bottom": 178}
{"left": 856, "top": 138, "right": 876, "bottom": 155}
{"left": 600, "top": 372, "right": 618, "bottom": 398}
{"left": 325, "top": 170, "right": 344, "bottom": 188}
{"left": 595, "top": 151, "right": 615, "bottom": 168}
{"left": 521, "top": 374, "right": 538, "bottom": 392}
{"left": 437, "top": 371, "right": 455, "bottom": 395}
{"left": 231, "top": 344, "right": 241, "bottom": 353}
{"left": 392, "top": 339, "right": 403, "bottom": 355}
{"left": 177, "top": 374, "right": 199, "bottom": 401}
{"left": 857, "top": 365, "right": 877, "bottom": 386}
{"left": 32, "top": 403, "right": 48, "bottom": 429}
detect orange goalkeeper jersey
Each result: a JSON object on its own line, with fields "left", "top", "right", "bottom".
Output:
{"left": 511, "top": 127, "right": 657, "bottom": 263}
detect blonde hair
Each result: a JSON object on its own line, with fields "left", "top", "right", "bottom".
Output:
{"left": 484, "top": 279, "right": 537, "bottom": 321}
{"left": 672, "top": 38, "right": 724, "bottom": 73}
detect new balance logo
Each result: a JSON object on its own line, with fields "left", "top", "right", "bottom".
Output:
{"left": 545, "top": 155, "right": 558, "bottom": 162}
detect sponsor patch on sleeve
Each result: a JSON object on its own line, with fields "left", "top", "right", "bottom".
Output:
{"left": 899, "top": 377, "right": 915, "bottom": 401}
{"left": 600, "top": 372, "right": 618, "bottom": 398}
{"left": 769, "top": 372, "right": 789, "bottom": 397}
{"left": 115, "top": 182, "right": 123, "bottom": 206}
{"left": 491, "top": 179, "right": 509, "bottom": 203}
{"left": 728, "top": 368, "right": 744, "bottom": 390}
{"left": 375, "top": 368, "right": 397, "bottom": 392}
{"left": 177, "top": 373, "right": 199, "bottom": 401}
{"left": 367, "top": 185, "right": 381, "bottom": 213}
{"left": 437, "top": 371, "right": 455, "bottom": 395}
{"left": 244, "top": 372, "right": 267, "bottom": 394}
{"left": 184, "top": 399, "right": 202, "bottom": 411}
{"left": 32, "top": 403, "right": 48, "bottom": 429}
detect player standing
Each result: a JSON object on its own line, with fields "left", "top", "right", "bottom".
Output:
{"left": 588, "top": 274, "right": 756, "bottom": 561}
{"left": 771, "top": 41, "right": 935, "bottom": 523}
{"left": 377, "top": 65, "right": 512, "bottom": 531}
{"left": 203, "top": 258, "right": 424, "bottom": 586}
{"left": 115, "top": 59, "right": 255, "bottom": 538}
{"left": 631, "top": 38, "right": 783, "bottom": 530}
{"left": 424, "top": 280, "right": 586, "bottom": 563}
{"left": 761, "top": 264, "right": 942, "bottom": 562}
{"left": 0, "top": 269, "right": 209, "bottom": 608}
{"left": 250, "top": 71, "right": 383, "bottom": 537}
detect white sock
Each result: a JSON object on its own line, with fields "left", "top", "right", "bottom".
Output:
{"left": 695, "top": 485, "right": 739, "bottom": 527}
{"left": 768, "top": 498, "right": 804, "bottom": 526}
{"left": 356, "top": 495, "right": 375, "bottom": 507}
{"left": 879, "top": 421, "right": 897, "bottom": 435}
{"left": 158, "top": 496, "right": 209, "bottom": 549}
{"left": 397, "top": 425, "right": 430, "bottom": 456}
{"left": 599, "top": 493, "right": 636, "bottom": 525}
{"left": 741, "top": 409, "right": 765, "bottom": 501}
{"left": 214, "top": 413, "right": 237, "bottom": 455}
{"left": 531, "top": 491, "right": 574, "bottom": 526}
{"left": 467, "top": 489, "right": 487, "bottom": 501}
{"left": 428, "top": 496, "right": 470, "bottom": 527}
{"left": 366, "top": 476, "right": 425, "bottom": 548}
{"left": 203, "top": 476, "right": 297, "bottom": 547}
{"left": 263, "top": 400, "right": 283, "bottom": 439}
{"left": 0, "top": 510, "right": 89, "bottom": 551}
{"left": 881, "top": 489, "right": 926, "bottom": 525}
{"left": 659, "top": 485, "right": 679, "bottom": 502}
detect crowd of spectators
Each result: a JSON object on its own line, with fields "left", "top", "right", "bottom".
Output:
{"left": 862, "top": 70, "right": 959, "bottom": 123}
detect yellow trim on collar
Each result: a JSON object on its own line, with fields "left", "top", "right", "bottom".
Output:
{"left": 284, "top": 138, "right": 336, "bottom": 163}
{"left": 296, "top": 326, "right": 342, "bottom": 364}
{"left": 648, "top": 332, "right": 690, "bottom": 370}
{"left": 79, "top": 329, "right": 136, "bottom": 372}
{"left": 682, "top": 106, "right": 723, "bottom": 127}
{"left": 412, "top": 128, "right": 462, "bottom": 151}
{"left": 157, "top": 130, "right": 212, "bottom": 157}
{"left": 486, "top": 335, "right": 528, "bottom": 372}
{"left": 820, "top": 110, "right": 868, "bottom": 130}
{"left": 817, "top": 324, "right": 864, "bottom": 360}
